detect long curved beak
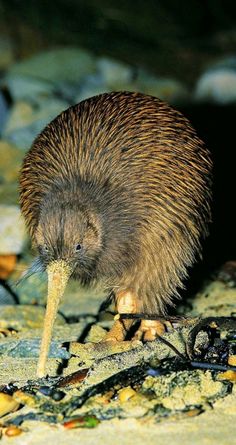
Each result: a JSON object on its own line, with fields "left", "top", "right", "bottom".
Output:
{"left": 37, "top": 260, "right": 71, "bottom": 378}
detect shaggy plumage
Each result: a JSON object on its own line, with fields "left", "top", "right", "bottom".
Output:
{"left": 19, "top": 91, "right": 212, "bottom": 314}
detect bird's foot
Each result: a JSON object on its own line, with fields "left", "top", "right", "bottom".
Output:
{"left": 103, "top": 289, "right": 137, "bottom": 342}
{"left": 133, "top": 319, "right": 166, "bottom": 341}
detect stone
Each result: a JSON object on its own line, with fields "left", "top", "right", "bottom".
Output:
{"left": 3, "top": 74, "right": 56, "bottom": 103}
{"left": 8, "top": 48, "right": 96, "bottom": 85}
{"left": 137, "top": 71, "right": 188, "bottom": 104}
{"left": 0, "top": 140, "right": 24, "bottom": 184}
{"left": 195, "top": 57, "right": 236, "bottom": 104}
{"left": 0, "top": 183, "right": 19, "bottom": 206}
{"left": 59, "top": 280, "right": 106, "bottom": 319}
{"left": 0, "top": 305, "right": 65, "bottom": 331}
{"left": 2, "top": 98, "right": 68, "bottom": 149}
{"left": 0, "top": 284, "right": 16, "bottom": 305}
{"left": 182, "top": 280, "right": 236, "bottom": 317}
{"left": 0, "top": 205, "right": 26, "bottom": 255}
{"left": 0, "top": 92, "right": 8, "bottom": 133}
{"left": 0, "top": 338, "right": 70, "bottom": 359}
{"left": 76, "top": 74, "right": 108, "bottom": 103}
{"left": 12, "top": 269, "right": 48, "bottom": 306}
{"left": 0, "top": 392, "right": 19, "bottom": 418}
{"left": 96, "top": 57, "right": 133, "bottom": 87}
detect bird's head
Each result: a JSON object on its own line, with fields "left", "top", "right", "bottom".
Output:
{"left": 35, "top": 203, "right": 103, "bottom": 280}
{"left": 34, "top": 194, "right": 103, "bottom": 377}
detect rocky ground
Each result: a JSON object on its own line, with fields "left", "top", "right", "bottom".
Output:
{"left": 0, "top": 41, "right": 236, "bottom": 443}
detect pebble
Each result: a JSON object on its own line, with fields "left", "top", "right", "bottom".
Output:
{"left": 218, "top": 370, "right": 236, "bottom": 381}
{"left": 0, "top": 205, "right": 26, "bottom": 255}
{"left": 5, "top": 425, "right": 23, "bottom": 437}
{"left": 63, "top": 415, "right": 100, "bottom": 429}
{"left": 51, "top": 390, "right": 65, "bottom": 401}
{"left": 0, "top": 392, "right": 19, "bottom": 417}
{"left": 228, "top": 355, "right": 236, "bottom": 366}
{"left": 118, "top": 386, "right": 136, "bottom": 403}
{"left": 38, "top": 386, "right": 53, "bottom": 397}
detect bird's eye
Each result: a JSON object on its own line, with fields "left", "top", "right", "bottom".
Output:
{"left": 38, "top": 245, "right": 48, "bottom": 254}
{"left": 75, "top": 243, "right": 82, "bottom": 252}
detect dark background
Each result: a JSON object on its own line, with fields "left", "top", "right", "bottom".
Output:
{"left": 1, "top": 0, "right": 236, "bottom": 293}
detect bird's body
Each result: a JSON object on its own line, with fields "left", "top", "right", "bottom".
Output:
{"left": 19, "top": 92, "right": 212, "bottom": 376}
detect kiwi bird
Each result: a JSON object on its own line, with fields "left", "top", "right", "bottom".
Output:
{"left": 19, "top": 92, "right": 212, "bottom": 377}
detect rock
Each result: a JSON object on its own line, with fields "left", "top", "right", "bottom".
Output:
{"left": 0, "top": 255, "right": 17, "bottom": 279}
{"left": 142, "top": 370, "right": 229, "bottom": 411}
{"left": 76, "top": 74, "right": 108, "bottom": 103}
{"left": 4, "top": 425, "right": 23, "bottom": 437}
{"left": 0, "top": 338, "right": 70, "bottom": 359}
{"left": 8, "top": 48, "right": 96, "bottom": 86}
{"left": 76, "top": 57, "right": 135, "bottom": 102}
{"left": 59, "top": 281, "right": 106, "bottom": 319}
{"left": 2, "top": 98, "right": 68, "bottom": 149}
{"left": 12, "top": 269, "right": 47, "bottom": 306}
{"left": 0, "top": 140, "right": 24, "bottom": 183}
{"left": 0, "top": 183, "right": 19, "bottom": 205}
{"left": 0, "top": 284, "right": 16, "bottom": 305}
{"left": 195, "top": 57, "right": 236, "bottom": 104}
{"left": 0, "top": 392, "right": 19, "bottom": 418}
{"left": 0, "top": 205, "right": 26, "bottom": 255}
{"left": 0, "top": 36, "right": 14, "bottom": 70}
{"left": 85, "top": 324, "right": 107, "bottom": 343}
{"left": 0, "top": 140, "right": 24, "bottom": 204}
{"left": 0, "top": 91, "right": 8, "bottom": 134}
{"left": 0, "top": 305, "right": 65, "bottom": 331}
{"left": 96, "top": 57, "right": 134, "bottom": 87}
{"left": 137, "top": 71, "right": 188, "bottom": 104}
{"left": 183, "top": 280, "right": 236, "bottom": 317}
{"left": 3, "top": 74, "right": 56, "bottom": 103}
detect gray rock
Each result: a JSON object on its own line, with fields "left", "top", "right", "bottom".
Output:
{"left": 8, "top": 48, "right": 96, "bottom": 85}
{"left": 13, "top": 270, "right": 47, "bottom": 306}
{"left": 0, "top": 92, "right": 8, "bottom": 134}
{"left": 59, "top": 280, "right": 106, "bottom": 319}
{"left": 96, "top": 57, "right": 134, "bottom": 87}
{"left": 0, "top": 205, "right": 26, "bottom": 255}
{"left": 195, "top": 66, "right": 236, "bottom": 104}
{"left": 0, "top": 285, "right": 16, "bottom": 305}
{"left": 0, "top": 338, "right": 70, "bottom": 359}
{"left": 0, "top": 304, "right": 65, "bottom": 331}
{"left": 76, "top": 74, "right": 108, "bottom": 102}
{"left": 136, "top": 71, "right": 188, "bottom": 103}
{"left": 2, "top": 98, "right": 68, "bottom": 149}
{"left": 3, "top": 74, "right": 55, "bottom": 103}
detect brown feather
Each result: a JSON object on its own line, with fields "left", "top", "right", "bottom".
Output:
{"left": 19, "top": 91, "right": 212, "bottom": 314}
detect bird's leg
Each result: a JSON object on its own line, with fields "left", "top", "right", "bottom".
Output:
{"left": 104, "top": 289, "right": 138, "bottom": 341}
{"left": 134, "top": 319, "right": 166, "bottom": 341}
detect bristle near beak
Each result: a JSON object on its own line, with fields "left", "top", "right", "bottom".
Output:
{"left": 36, "top": 260, "right": 71, "bottom": 378}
